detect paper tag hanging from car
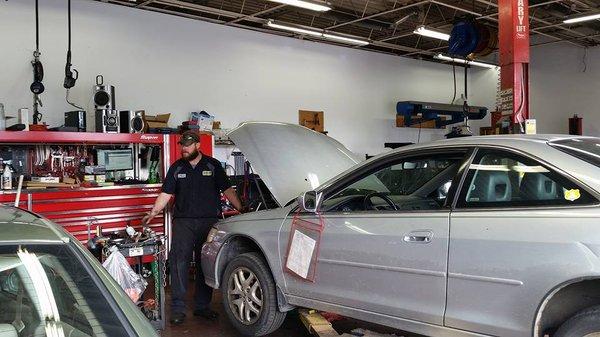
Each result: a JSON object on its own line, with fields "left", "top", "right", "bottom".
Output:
{"left": 287, "top": 230, "right": 316, "bottom": 279}
{"left": 284, "top": 212, "right": 324, "bottom": 282}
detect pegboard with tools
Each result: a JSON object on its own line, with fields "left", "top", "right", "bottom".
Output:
{"left": 31, "top": 145, "right": 93, "bottom": 180}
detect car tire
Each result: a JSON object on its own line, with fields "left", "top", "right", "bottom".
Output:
{"left": 555, "top": 306, "right": 600, "bottom": 337}
{"left": 221, "top": 252, "right": 286, "bottom": 336}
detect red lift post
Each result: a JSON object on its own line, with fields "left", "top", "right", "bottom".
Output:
{"left": 498, "top": 0, "right": 530, "bottom": 132}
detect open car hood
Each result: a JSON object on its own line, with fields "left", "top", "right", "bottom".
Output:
{"left": 228, "top": 122, "right": 362, "bottom": 206}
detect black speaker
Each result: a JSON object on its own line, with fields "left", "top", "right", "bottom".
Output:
{"left": 131, "top": 110, "right": 145, "bottom": 133}
{"left": 119, "top": 110, "right": 146, "bottom": 133}
{"left": 119, "top": 110, "right": 132, "bottom": 133}
{"left": 65, "top": 110, "right": 86, "bottom": 132}
{"left": 95, "top": 109, "right": 119, "bottom": 133}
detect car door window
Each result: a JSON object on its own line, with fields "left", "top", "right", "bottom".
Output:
{"left": 321, "top": 154, "right": 465, "bottom": 212}
{"left": 457, "top": 149, "right": 597, "bottom": 208}
{"left": 0, "top": 244, "right": 131, "bottom": 337}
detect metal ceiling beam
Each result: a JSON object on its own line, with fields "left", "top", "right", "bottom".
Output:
{"left": 474, "top": 0, "right": 564, "bottom": 21}
{"left": 325, "top": 0, "right": 429, "bottom": 30}
{"left": 532, "top": 15, "right": 600, "bottom": 41}
{"left": 378, "top": 16, "right": 454, "bottom": 42}
{"left": 105, "top": 0, "right": 595, "bottom": 60}
{"left": 532, "top": 31, "right": 600, "bottom": 46}
{"left": 472, "top": 0, "right": 600, "bottom": 44}
{"left": 151, "top": 0, "right": 256, "bottom": 20}
{"left": 375, "top": 0, "right": 581, "bottom": 47}
{"left": 430, "top": 0, "right": 483, "bottom": 17}
{"left": 568, "top": 0, "right": 594, "bottom": 9}
{"left": 226, "top": 4, "right": 287, "bottom": 25}
{"left": 403, "top": 45, "right": 447, "bottom": 56}
{"left": 136, "top": 0, "right": 155, "bottom": 8}
{"left": 530, "top": 0, "right": 564, "bottom": 8}
{"left": 428, "top": 0, "right": 587, "bottom": 47}
{"left": 135, "top": 0, "right": 436, "bottom": 55}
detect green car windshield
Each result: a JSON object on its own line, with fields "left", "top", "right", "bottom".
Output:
{"left": 0, "top": 244, "right": 130, "bottom": 337}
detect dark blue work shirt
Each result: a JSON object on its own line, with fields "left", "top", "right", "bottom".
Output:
{"left": 162, "top": 155, "right": 231, "bottom": 218}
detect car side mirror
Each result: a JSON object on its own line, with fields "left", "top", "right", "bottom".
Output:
{"left": 298, "top": 190, "right": 322, "bottom": 213}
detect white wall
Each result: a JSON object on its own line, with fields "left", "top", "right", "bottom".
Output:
{"left": 529, "top": 44, "right": 600, "bottom": 135}
{"left": 0, "top": 0, "right": 497, "bottom": 157}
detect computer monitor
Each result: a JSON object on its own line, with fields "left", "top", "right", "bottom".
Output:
{"left": 97, "top": 149, "right": 133, "bottom": 171}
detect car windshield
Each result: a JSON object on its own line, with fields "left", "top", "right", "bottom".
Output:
{"left": 550, "top": 138, "right": 600, "bottom": 167}
{"left": 0, "top": 244, "right": 130, "bottom": 337}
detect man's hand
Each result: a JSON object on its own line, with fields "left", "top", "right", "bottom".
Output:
{"left": 143, "top": 192, "right": 173, "bottom": 225}
{"left": 142, "top": 210, "right": 158, "bottom": 225}
{"left": 223, "top": 187, "right": 243, "bottom": 212}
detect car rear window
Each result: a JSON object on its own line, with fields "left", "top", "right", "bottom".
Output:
{"left": 550, "top": 138, "right": 600, "bottom": 167}
{"left": 0, "top": 244, "right": 131, "bottom": 337}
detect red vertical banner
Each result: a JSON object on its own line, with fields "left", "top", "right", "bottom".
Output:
{"left": 499, "top": 0, "right": 530, "bottom": 125}
{"left": 200, "top": 133, "right": 214, "bottom": 157}
{"left": 167, "top": 133, "right": 213, "bottom": 167}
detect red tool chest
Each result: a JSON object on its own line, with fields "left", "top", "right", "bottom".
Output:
{"left": 0, "top": 131, "right": 213, "bottom": 243}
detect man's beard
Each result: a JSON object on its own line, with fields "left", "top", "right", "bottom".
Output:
{"left": 182, "top": 149, "right": 200, "bottom": 161}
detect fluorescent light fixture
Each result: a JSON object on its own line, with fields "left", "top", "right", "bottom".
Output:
{"left": 564, "top": 12, "right": 600, "bottom": 24}
{"left": 267, "top": 20, "right": 322, "bottom": 37}
{"left": 269, "top": 0, "right": 331, "bottom": 11}
{"left": 414, "top": 25, "right": 450, "bottom": 41}
{"left": 435, "top": 54, "right": 498, "bottom": 69}
{"left": 267, "top": 21, "right": 369, "bottom": 46}
{"left": 323, "top": 33, "right": 369, "bottom": 45}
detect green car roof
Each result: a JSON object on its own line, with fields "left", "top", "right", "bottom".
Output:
{"left": 0, "top": 206, "right": 69, "bottom": 243}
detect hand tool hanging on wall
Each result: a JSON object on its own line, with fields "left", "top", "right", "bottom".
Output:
{"left": 63, "top": 0, "right": 84, "bottom": 110}
{"left": 147, "top": 146, "right": 160, "bottom": 183}
{"left": 30, "top": 0, "right": 44, "bottom": 124}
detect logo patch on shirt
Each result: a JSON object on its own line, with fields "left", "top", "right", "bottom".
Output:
{"left": 177, "top": 173, "right": 187, "bottom": 178}
{"left": 202, "top": 170, "right": 213, "bottom": 176}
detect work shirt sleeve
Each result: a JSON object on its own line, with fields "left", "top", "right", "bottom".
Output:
{"left": 161, "top": 164, "right": 177, "bottom": 194}
{"left": 215, "top": 162, "right": 232, "bottom": 192}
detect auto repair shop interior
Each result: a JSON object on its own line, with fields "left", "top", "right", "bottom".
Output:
{"left": 0, "top": 0, "right": 600, "bottom": 336}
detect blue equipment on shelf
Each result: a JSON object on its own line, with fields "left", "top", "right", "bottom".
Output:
{"left": 396, "top": 101, "right": 487, "bottom": 128}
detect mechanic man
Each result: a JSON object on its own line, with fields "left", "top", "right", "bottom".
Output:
{"left": 143, "top": 131, "right": 242, "bottom": 325}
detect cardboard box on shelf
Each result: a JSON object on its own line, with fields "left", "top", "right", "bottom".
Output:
{"left": 299, "top": 110, "right": 324, "bottom": 132}
{"left": 144, "top": 113, "right": 171, "bottom": 128}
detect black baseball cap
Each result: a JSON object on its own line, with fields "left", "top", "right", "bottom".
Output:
{"left": 178, "top": 131, "right": 200, "bottom": 146}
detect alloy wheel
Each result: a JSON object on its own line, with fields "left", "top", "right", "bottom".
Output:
{"left": 227, "top": 267, "right": 263, "bottom": 325}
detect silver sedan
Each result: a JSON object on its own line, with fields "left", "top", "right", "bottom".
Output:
{"left": 202, "top": 122, "right": 600, "bottom": 337}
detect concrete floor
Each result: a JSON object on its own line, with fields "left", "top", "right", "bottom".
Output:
{"left": 159, "top": 283, "right": 421, "bottom": 337}
{"left": 160, "top": 289, "right": 311, "bottom": 337}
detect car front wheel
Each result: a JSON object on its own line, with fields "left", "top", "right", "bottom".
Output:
{"left": 555, "top": 306, "right": 600, "bottom": 337}
{"left": 221, "top": 252, "right": 286, "bottom": 336}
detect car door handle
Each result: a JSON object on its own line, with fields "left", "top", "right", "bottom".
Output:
{"left": 403, "top": 231, "right": 433, "bottom": 244}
